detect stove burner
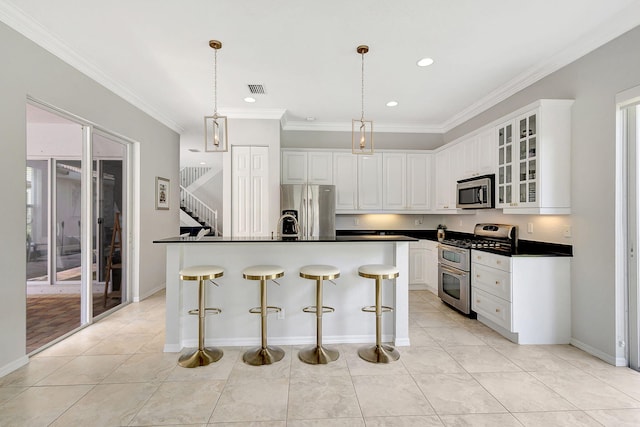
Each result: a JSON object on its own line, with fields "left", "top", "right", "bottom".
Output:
{"left": 441, "top": 237, "right": 514, "bottom": 254}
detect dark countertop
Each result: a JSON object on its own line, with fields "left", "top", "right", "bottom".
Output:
{"left": 153, "top": 235, "right": 418, "bottom": 244}
{"left": 336, "top": 229, "right": 573, "bottom": 257}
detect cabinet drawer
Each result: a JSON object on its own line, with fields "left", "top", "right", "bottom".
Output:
{"left": 472, "top": 263, "right": 511, "bottom": 301}
{"left": 410, "top": 240, "right": 430, "bottom": 250}
{"left": 471, "top": 250, "right": 511, "bottom": 272}
{"left": 472, "top": 288, "right": 512, "bottom": 331}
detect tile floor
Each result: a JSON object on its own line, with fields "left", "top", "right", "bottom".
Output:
{"left": 1, "top": 290, "right": 640, "bottom": 426}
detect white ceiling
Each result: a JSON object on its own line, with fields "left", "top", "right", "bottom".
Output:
{"left": 3, "top": 0, "right": 640, "bottom": 154}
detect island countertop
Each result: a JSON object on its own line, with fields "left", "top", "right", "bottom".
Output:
{"left": 154, "top": 235, "right": 418, "bottom": 243}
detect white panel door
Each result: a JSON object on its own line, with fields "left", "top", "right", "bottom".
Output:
{"left": 383, "top": 153, "right": 406, "bottom": 210}
{"left": 333, "top": 152, "right": 357, "bottom": 211}
{"left": 407, "top": 153, "right": 431, "bottom": 210}
{"left": 232, "top": 146, "right": 269, "bottom": 237}
{"left": 358, "top": 154, "right": 383, "bottom": 210}
{"left": 250, "top": 147, "right": 269, "bottom": 236}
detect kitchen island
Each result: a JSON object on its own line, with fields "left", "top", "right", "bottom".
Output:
{"left": 154, "top": 235, "right": 416, "bottom": 352}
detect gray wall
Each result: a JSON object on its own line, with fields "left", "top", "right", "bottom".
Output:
{"left": 0, "top": 22, "right": 180, "bottom": 373}
{"left": 281, "top": 130, "right": 444, "bottom": 150}
{"left": 445, "top": 25, "right": 640, "bottom": 362}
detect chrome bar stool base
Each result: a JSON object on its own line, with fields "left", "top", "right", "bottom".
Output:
{"left": 357, "top": 344, "right": 400, "bottom": 364}
{"left": 179, "top": 347, "right": 224, "bottom": 368}
{"left": 243, "top": 345, "right": 285, "bottom": 366}
{"left": 299, "top": 345, "right": 339, "bottom": 365}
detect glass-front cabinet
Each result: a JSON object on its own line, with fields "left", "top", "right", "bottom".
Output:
{"left": 495, "top": 100, "right": 573, "bottom": 214}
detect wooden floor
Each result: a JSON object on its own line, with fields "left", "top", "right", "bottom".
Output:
{"left": 26, "top": 294, "right": 121, "bottom": 353}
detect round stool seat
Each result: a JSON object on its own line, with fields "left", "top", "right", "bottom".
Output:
{"left": 243, "top": 265, "right": 284, "bottom": 280}
{"left": 358, "top": 264, "right": 399, "bottom": 279}
{"left": 180, "top": 265, "right": 224, "bottom": 280}
{"left": 300, "top": 264, "right": 340, "bottom": 280}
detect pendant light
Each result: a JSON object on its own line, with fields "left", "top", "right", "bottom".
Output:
{"left": 352, "top": 45, "right": 373, "bottom": 154}
{"left": 204, "top": 40, "right": 228, "bottom": 152}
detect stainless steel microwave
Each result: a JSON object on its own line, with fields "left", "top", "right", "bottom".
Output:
{"left": 456, "top": 174, "right": 495, "bottom": 209}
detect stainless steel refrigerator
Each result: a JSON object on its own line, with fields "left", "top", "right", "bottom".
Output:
{"left": 280, "top": 184, "right": 336, "bottom": 238}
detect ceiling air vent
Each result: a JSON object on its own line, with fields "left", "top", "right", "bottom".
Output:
{"left": 247, "top": 84, "right": 266, "bottom": 95}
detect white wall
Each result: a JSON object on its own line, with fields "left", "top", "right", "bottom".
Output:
{"left": 0, "top": 21, "right": 180, "bottom": 375}
{"left": 444, "top": 24, "right": 640, "bottom": 363}
{"left": 222, "top": 118, "right": 281, "bottom": 237}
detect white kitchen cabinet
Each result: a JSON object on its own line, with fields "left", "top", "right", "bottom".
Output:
{"left": 434, "top": 148, "right": 453, "bottom": 210}
{"left": 358, "top": 154, "right": 383, "bottom": 210}
{"left": 471, "top": 250, "right": 571, "bottom": 344}
{"left": 232, "top": 146, "right": 269, "bottom": 237}
{"left": 460, "top": 129, "right": 497, "bottom": 180}
{"left": 406, "top": 153, "right": 432, "bottom": 210}
{"left": 333, "top": 152, "right": 358, "bottom": 211}
{"left": 409, "top": 239, "right": 439, "bottom": 294}
{"left": 383, "top": 153, "right": 406, "bottom": 210}
{"left": 281, "top": 150, "right": 332, "bottom": 184}
{"left": 496, "top": 99, "right": 573, "bottom": 214}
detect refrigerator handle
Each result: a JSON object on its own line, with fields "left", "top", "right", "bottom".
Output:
{"left": 310, "top": 196, "right": 314, "bottom": 237}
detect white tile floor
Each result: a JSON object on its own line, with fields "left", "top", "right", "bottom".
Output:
{"left": 1, "top": 290, "right": 640, "bottom": 426}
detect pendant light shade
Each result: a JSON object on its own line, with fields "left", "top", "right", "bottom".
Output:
{"left": 352, "top": 45, "right": 373, "bottom": 154}
{"left": 205, "top": 40, "right": 228, "bottom": 152}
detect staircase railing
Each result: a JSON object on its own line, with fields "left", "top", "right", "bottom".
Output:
{"left": 180, "top": 186, "right": 218, "bottom": 236}
{"left": 180, "top": 166, "right": 212, "bottom": 188}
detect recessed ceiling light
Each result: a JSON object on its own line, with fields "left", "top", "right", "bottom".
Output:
{"left": 199, "top": 161, "right": 207, "bottom": 165}
{"left": 244, "top": 97, "right": 256, "bottom": 103}
{"left": 417, "top": 57, "right": 434, "bottom": 67}
{"left": 386, "top": 101, "right": 399, "bottom": 107}
{"left": 306, "top": 117, "right": 316, "bottom": 121}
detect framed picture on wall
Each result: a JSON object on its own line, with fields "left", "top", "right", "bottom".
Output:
{"left": 156, "top": 177, "right": 170, "bottom": 210}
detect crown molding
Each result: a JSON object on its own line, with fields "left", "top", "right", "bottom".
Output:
{"left": 219, "top": 107, "right": 286, "bottom": 120}
{"left": 441, "top": 3, "right": 640, "bottom": 133}
{"left": 282, "top": 120, "right": 444, "bottom": 133}
{"left": 0, "top": 0, "right": 184, "bottom": 134}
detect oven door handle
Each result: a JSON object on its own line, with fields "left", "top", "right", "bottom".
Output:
{"left": 440, "top": 264, "right": 467, "bottom": 276}
{"left": 439, "top": 245, "right": 468, "bottom": 255}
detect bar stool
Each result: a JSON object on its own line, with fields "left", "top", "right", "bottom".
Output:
{"left": 358, "top": 264, "right": 400, "bottom": 363}
{"left": 178, "top": 265, "right": 224, "bottom": 368}
{"left": 243, "top": 265, "right": 285, "bottom": 365}
{"left": 299, "top": 265, "right": 340, "bottom": 364}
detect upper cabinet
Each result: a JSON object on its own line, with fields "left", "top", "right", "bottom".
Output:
{"left": 282, "top": 150, "right": 333, "bottom": 185}
{"left": 406, "top": 153, "right": 432, "bottom": 210}
{"left": 333, "top": 152, "right": 358, "bottom": 211}
{"left": 358, "top": 154, "right": 383, "bottom": 210}
{"left": 496, "top": 99, "right": 573, "bottom": 214}
{"left": 382, "top": 153, "right": 406, "bottom": 210}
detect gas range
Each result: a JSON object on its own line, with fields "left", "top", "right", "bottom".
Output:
{"left": 441, "top": 223, "right": 518, "bottom": 256}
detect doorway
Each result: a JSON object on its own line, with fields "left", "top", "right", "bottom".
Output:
{"left": 617, "top": 86, "right": 640, "bottom": 371}
{"left": 25, "top": 103, "right": 130, "bottom": 353}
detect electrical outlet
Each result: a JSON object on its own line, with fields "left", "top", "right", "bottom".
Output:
{"left": 563, "top": 225, "right": 572, "bottom": 238}
{"left": 527, "top": 223, "right": 534, "bottom": 234}
{"left": 354, "top": 218, "right": 360, "bottom": 226}
{"left": 415, "top": 219, "right": 420, "bottom": 225}
{"left": 277, "top": 308, "right": 285, "bottom": 320}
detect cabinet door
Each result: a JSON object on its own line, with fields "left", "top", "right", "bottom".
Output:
{"left": 496, "top": 121, "right": 515, "bottom": 208}
{"left": 461, "top": 137, "right": 478, "bottom": 179}
{"left": 357, "top": 154, "right": 383, "bottom": 210}
{"left": 409, "top": 247, "right": 427, "bottom": 285}
{"left": 515, "top": 110, "right": 538, "bottom": 208}
{"left": 382, "top": 153, "right": 406, "bottom": 210}
{"left": 281, "top": 151, "right": 307, "bottom": 184}
{"left": 333, "top": 152, "right": 357, "bottom": 211}
{"left": 406, "top": 153, "right": 431, "bottom": 210}
{"left": 434, "top": 149, "right": 453, "bottom": 209}
{"left": 477, "top": 128, "right": 497, "bottom": 176}
{"left": 307, "top": 151, "right": 333, "bottom": 185}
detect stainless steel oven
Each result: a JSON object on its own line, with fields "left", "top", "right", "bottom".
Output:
{"left": 438, "top": 243, "right": 471, "bottom": 314}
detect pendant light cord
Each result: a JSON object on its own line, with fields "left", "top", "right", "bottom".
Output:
{"left": 360, "top": 51, "right": 365, "bottom": 122}
{"left": 213, "top": 48, "right": 218, "bottom": 117}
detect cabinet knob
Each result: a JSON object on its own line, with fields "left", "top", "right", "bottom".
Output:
{"left": 496, "top": 260, "right": 501, "bottom": 265}
{"left": 495, "top": 308, "right": 501, "bottom": 313}
{"left": 495, "top": 281, "right": 500, "bottom": 285}
{"left": 476, "top": 299, "right": 481, "bottom": 303}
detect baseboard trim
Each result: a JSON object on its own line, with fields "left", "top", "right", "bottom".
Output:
{"left": 136, "top": 283, "right": 165, "bottom": 302}
{"left": 570, "top": 337, "right": 626, "bottom": 366}
{"left": 0, "top": 356, "right": 29, "bottom": 378}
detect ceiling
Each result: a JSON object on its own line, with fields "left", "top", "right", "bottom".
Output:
{"left": 3, "top": 0, "right": 640, "bottom": 155}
